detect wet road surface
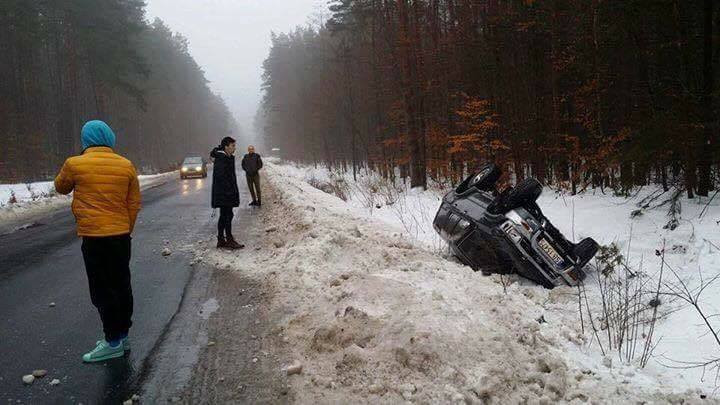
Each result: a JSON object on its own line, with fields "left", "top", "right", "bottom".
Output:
{"left": 0, "top": 174, "right": 253, "bottom": 403}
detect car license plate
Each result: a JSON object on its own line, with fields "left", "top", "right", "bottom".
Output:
{"left": 538, "top": 238, "right": 564, "bottom": 266}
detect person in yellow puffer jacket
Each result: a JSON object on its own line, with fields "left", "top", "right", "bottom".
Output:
{"left": 54, "top": 120, "right": 141, "bottom": 363}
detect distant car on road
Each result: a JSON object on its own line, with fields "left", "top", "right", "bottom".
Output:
{"left": 180, "top": 156, "right": 207, "bottom": 179}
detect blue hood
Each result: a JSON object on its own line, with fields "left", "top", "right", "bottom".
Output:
{"left": 81, "top": 120, "right": 116, "bottom": 150}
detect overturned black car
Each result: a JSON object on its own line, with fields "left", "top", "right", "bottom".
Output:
{"left": 433, "top": 164, "right": 598, "bottom": 288}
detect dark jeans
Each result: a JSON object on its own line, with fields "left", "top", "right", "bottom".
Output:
{"left": 246, "top": 173, "right": 261, "bottom": 203}
{"left": 218, "top": 206, "right": 234, "bottom": 238}
{"left": 81, "top": 234, "right": 133, "bottom": 342}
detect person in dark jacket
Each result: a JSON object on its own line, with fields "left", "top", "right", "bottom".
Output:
{"left": 241, "top": 145, "right": 263, "bottom": 206}
{"left": 210, "top": 137, "right": 244, "bottom": 250}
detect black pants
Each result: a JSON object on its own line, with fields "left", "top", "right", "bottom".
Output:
{"left": 81, "top": 234, "right": 133, "bottom": 342}
{"left": 218, "top": 206, "right": 234, "bottom": 238}
{"left": 246, "top": 173, "right": 261, "bottom": 203}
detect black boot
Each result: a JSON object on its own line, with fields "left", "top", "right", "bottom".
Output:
{"left": 226, "top": 236, "right": 245, "bottom": 250}
{"left": 217, "top": 235, "right": 227, "bottom": 249}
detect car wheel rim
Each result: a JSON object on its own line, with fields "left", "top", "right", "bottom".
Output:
{"left": 471, "top": 167, "right": 491, "bottom": 186}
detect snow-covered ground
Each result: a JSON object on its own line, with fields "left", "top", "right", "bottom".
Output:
{"left": 198, "top": 160, "right": 718, "bottom": 403}
{"left": 0, "top": 171, "right": 178, "bottom": 232}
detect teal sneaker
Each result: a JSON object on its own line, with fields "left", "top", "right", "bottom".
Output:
{"left": 96, "top": 337, "right": 130, "bottom": 352}
{"left": 82, "top": 340, "right": 124, "bottom": 363}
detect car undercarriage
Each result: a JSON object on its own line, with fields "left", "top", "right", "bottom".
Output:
{"left": 433, "top": 164, "right": 599, "bottom": 288}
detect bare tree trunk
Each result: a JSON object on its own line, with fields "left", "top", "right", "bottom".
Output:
{"left": 697, "top": 0, "right": 714, "bottom": 196}
{"left": 397, "top": 0, "right": 427, "bottom": 189}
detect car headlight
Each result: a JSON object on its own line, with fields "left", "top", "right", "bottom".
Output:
{"left": 195, "top": 166, "right": 202, "bottom": 171}
{"left": 501, "top": 222, "right": 523, "bottom": 243}
{"left": 448, "top": 218, "right": 471, "bottom": 241}
{"left": 506, "top": 210, "right": 534, "bottom": 235}
{"left": 505, "top": 210, "right": 523, "bottom": 225}
{"left": 181, "top": 167, "right": 188, "bottom": 172}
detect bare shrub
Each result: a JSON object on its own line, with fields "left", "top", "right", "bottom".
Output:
{"left": 26, "top": 183, "right": 43, "bottom": 201}
{"left": 578, "top": 242, "right": 668, "bottom": 367}
{"left": 581, "top": 236, "right": 720, "bottom": 376}
{"left": 656, "top": 254, "right": 720, "bottom": 381}
{"left": 388, "top": 190, "right": 446, "bottom": 252}
{"left": 349, "top": 177, "right": 376, "bottom": 209}
{"left": 306, "top": 172, "right": 349, "bottom": 201}
{"left": 663, "top": 189, "right": 683, "bottom": 231}
{"left": 26, "top": 183, "right": 34, "bottom": 200}
{"left": 8, "top": 190, "right": 18, "bottom": 204}
{"left": 350, "top": 174, "right": 402, "bottom": 209}
{"left": 44, "top": 186, "right": 58, "bottom": 198}
{"left": 595, "top": 243, "right": 624, "bottom": 276}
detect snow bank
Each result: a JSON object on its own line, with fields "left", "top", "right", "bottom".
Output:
{"left": 269, "top": 162, "right": 720, "bottom": 395}
{"left": 536, "top": 188, "right": 720, "bottom": 392}
{"left": 201, "top": 162, "right": 711, "bottom": 403}
{"left": 138, "top": 171, "right": 181, "bottom": 189}
{"left": 271, "top": 161, "right": 447, "bottom": 252}
{"left": 0, "top": 171, "right": 178, "bottom": 231}
{"left": 275, "top": 162, "right": 720, "bottom": 395}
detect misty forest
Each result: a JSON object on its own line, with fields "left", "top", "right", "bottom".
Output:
{"left": 0, "top": 0, "right": 238, "bottom": 180}
{"left": 259, "top": 0, "right": 719, "bottom": 198}
{"left": 1, "top": 0, "right": 718, "bottom": 198}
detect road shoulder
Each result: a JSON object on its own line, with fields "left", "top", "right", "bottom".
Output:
{"left": 139, "top": 184, "right": 290, "bottom": 403}
{"left": 185, "top": 268, "right": 290, "bottom": 403}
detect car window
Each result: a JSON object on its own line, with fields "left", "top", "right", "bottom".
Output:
{"left": 183, "top": 157, "right": 202, "bottom": 164}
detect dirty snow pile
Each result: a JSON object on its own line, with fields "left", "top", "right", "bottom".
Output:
{"left": 272, "top": 160, "right": 447, "bottom": 252}
{"left": 269, "top": 160, "right": 720, "bottom": 396}
{"left": 0, "top": 171, "right": 178, "bottom": 229}
{"left": 0, "top": 181, "right": 71, "bottom": 227}
{"left": 203, "top": 162, "right": 710, "bottom": 403}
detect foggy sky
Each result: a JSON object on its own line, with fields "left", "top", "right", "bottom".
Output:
{"left": 144, "top": 0, "right": 324, "bottom": 139}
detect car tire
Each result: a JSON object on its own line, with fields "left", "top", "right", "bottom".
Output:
{"left": 504, "top": 178, "right": 543, "bottom": 210}
{"left": 456, "top": 163, "right": 501, "bottom": 193}
{"left": 468, "top": 163, "right": 501, "bottom": 191}
{"left": 574, "top": 237, "right": 599, "bottom": 268}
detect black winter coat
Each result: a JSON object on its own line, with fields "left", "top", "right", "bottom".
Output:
{"left": 210, "top": 147, "right": 240, "bottom": 208}
{"left": 241, "top": 153, "right": 263, "bottom": 175}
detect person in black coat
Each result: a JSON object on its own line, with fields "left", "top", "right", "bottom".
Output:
{"left": 241, "top": 145, "right": 263, "bottom": 206}
{"left": 210, "top": 137, "right": 244, "bottom": 250}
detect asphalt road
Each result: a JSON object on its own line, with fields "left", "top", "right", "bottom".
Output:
{"left": 0, "top": 173, "right": 253, "bottom": 404}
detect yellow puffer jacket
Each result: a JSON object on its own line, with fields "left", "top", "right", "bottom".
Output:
{"left": 54, "top": 146, "right": 141, "bottom": 237}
